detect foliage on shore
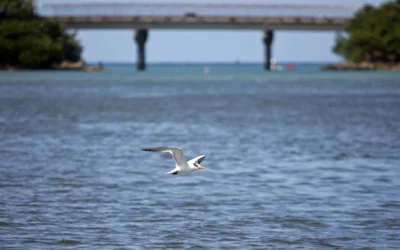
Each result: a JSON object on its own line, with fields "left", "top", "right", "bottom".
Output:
{"left": 0, "top": 0, "right": 82, "bottom": 69}
{"left": 333, "top": 0, "right": 400, "bottom": 63}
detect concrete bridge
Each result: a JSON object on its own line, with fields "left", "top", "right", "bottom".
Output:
{"left": 41, "top": 2, "right": 362, "bottom": 71}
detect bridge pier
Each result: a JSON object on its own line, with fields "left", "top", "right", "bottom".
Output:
{"left": 263, "top": 30, "right": 274, "bottom": 71}
{"left": 134, "top": 29, "right": 148, "bottom": 71}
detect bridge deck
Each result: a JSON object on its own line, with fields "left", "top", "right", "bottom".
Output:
{"left": 41, "top": 2, "right": 360, "bottom": 18}
{"left": 42, "top": 2, "right": 359, "bottom": 30}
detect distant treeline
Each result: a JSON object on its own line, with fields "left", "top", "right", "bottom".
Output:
{"left": 333, "top": 0, "right": 400, "bottom": 63}
{"left": 0, "top": 0, "right": 82, "bottom": 69}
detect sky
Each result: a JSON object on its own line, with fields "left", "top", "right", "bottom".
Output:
{"left": 38, "top": 0, "right": 387, "bottom": 63}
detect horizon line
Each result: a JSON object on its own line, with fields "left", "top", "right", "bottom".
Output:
{"left": 86, "top": 60, "right": 341, "bottom": 64}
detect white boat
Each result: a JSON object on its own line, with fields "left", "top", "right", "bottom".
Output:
{"left": 270, "top": 58, "right": 283, "bottom": 71}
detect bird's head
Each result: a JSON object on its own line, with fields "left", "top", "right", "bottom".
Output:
{"left": 193, "top": 162, "right": 206, "bottom": 170}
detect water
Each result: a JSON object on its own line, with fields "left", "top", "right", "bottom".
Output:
{"left": 1, "top": 64, "right": 400, "bottom": 249}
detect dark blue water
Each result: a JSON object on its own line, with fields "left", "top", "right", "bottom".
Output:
{"left": 1, "top": 66, "right": 400, "bottom": 249}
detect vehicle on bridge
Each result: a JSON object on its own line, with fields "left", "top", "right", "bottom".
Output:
{"left": 184, "top": 12, "right": 197, "bottom": 17}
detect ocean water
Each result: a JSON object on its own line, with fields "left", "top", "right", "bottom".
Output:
{"left": 1, "top": 63, "right": 400, "bottom": 249}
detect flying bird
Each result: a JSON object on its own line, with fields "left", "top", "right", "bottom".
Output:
{"left": 142, "top": 147, "right": 206, "bottom": 175}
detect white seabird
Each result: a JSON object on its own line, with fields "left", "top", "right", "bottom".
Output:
{"left": 142, "top": 147, "right": 206, "bottom": 175}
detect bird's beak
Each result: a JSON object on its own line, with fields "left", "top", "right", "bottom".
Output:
{"left": 198, "top": 165, "right": 206, "bottom": 170}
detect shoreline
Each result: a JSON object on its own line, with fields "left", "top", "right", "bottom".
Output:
{"left": 321, "top": 62, "right": 400, "bottom": 71}
{"left": 0, "top": 60, "right": 104, "bottom": 72}
{"left": 2, "top": 61, "right": 400, "bottom": 72}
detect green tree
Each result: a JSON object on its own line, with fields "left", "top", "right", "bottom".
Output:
{"left": 0, "top": 0, "right": 35, "bottom": 20}
{"left": 333, "top": 1, "right": 400, "bottom": 63}
{"left": 63, "top": 32, "right": 83, "bottom": 62}
{"left": 0, "top": 0, "right": 83, "bottom": 69}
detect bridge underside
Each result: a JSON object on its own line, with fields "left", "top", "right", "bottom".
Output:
{"left": 130, "top": 28, "right": 275, "bottom": 71}
{"left": 48, "top": 15, "right": 347, "bottom": 71}
{"left": 51, "top": 16, "right": 346, "bottom": 31}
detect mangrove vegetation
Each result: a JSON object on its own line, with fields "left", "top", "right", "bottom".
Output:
{"left": 0, "top": 0, "right": 83, "bottom": 69}
{"left": 333, "top": 0, "right": 400, "bottom": 64}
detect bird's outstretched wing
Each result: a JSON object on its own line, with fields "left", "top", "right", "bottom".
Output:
{"left": 188, "top": 155, "right": 206, "bottom": 165}
{"left": 142, "top": 147, "right": 187, "bottom": 166}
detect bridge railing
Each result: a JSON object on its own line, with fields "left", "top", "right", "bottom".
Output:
{"left": 40, "top": 2, "right": 360, "bottom": 18}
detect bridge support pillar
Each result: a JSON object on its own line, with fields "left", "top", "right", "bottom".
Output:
{"left": 262, "top": 30, "right": 274, "bottom": 71}
{"left": 134, "top": 29, "right": 148, "bottom": 71}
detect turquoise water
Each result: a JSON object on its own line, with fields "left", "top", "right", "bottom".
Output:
{"left": 2, "top": 62, "right": 398, "bottom": 82}
{"left": 1, "top": 63, "right": 400, "bottom": 249}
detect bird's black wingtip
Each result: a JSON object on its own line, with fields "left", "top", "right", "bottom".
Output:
{"left": 142, "top": 148, "right": 155, "bottom": 152}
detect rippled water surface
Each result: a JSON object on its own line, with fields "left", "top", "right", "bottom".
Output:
{"left": 1, "top": 66, "right": 400, "bottom": 249}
